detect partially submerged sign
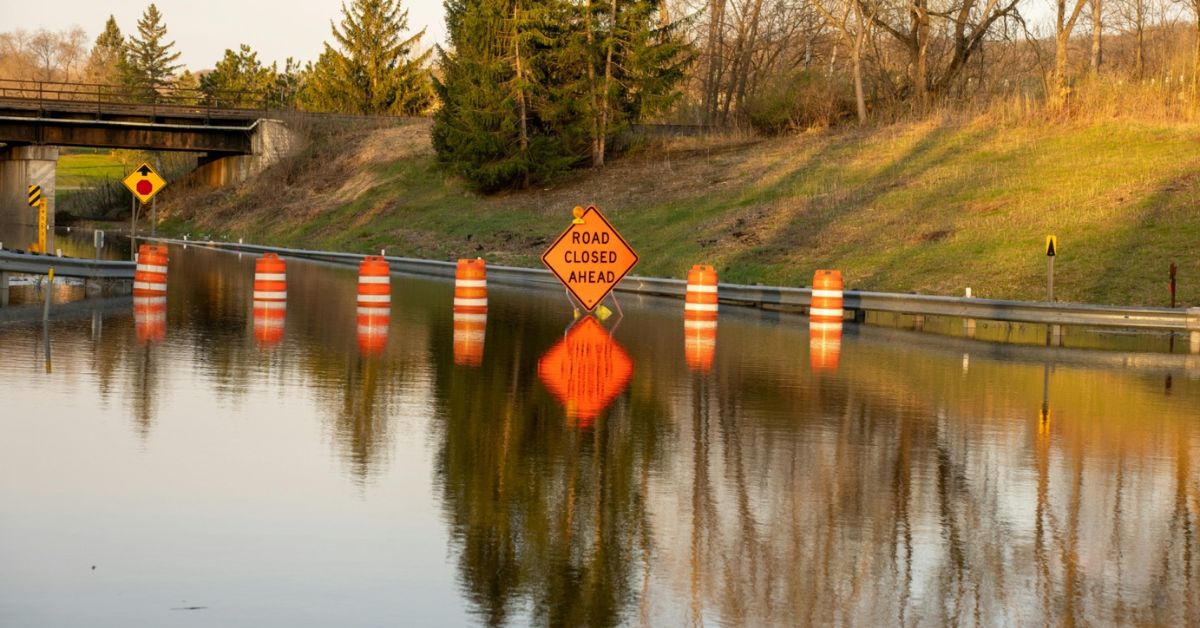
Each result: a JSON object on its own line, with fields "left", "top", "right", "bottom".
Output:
{"left": 537, "top": 315, "right": 633, "bottom": 427}
{"left": 541, "top": 205, "right": 638, "bottom": 311}
{"left": 123, "top": 162, "right": 167, "bottom": 204}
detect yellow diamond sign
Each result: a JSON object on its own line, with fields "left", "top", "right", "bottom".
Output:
{"left": 122, "top": 162, "right": 167, "bottom": 204}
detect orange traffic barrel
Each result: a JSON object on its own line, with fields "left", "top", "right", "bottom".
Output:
{"left": 810, "top": 270, "right": 843, "bottom": 322}
{"left": 253, "top": 253, "right": 287, "bottom": 302}
{"left": 133, "top": 295, "right": 166, "bottom": 343}
{"left": 453, "top": 312, "right": 486, "bottom": 366}
{"left": 253, "top": 300, "right": 286, "bottom": 348}
{"left": 357, "top": 256, "right": 391, "bottom": 309}
{"left": 684, "top": 319, "right": 716, "bottom": 373}
{"left": 357, "top": 309, "right": 389, "bottom": 355}
{"left": 810, "top": 320, "right": 842, "bottom": 372}
{"left": 133, "top": 244, "right": 168, "bottom": 297}
{"left": 454, "top": 258, "right": 487, "bottom": 314}
{"left": 684, "top": 264, "right": 718, "bottom": 321}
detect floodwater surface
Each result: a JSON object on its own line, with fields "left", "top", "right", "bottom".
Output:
{"left": 1, "top": 242, "right": 1198, "bottom": 627}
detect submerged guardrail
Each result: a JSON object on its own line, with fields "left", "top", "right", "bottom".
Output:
{"left": 0, "top": 249, "right": 134, "bottom": 279}
{"left": 149, "top": 237, "right": 1200, "bottom": 343}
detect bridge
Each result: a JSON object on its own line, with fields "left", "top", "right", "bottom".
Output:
{"left": 0, "top": 78, "right": 300, "bottom": 251}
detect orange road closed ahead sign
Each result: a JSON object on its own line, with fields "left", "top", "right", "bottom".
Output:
{"left": 122, "top": 162, "right": 167, "bottom": 204}
{"left": 541, "top": 205, "right": 638, "bottom": 311}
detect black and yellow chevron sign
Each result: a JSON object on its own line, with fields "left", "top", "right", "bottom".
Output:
{"left": 27, "top": 184, "right": 42, "bottom": 207}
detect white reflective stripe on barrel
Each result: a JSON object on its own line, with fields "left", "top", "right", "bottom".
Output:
{"left": 453, "top": 312, "right": 487, "bottom": 323}
{"left": 134, "top": 296, "right": 166, "bottom": 306}
{"left": 253, "top": 291, "right": 287, "bottom": 301}
{"left": 255, "top": 319, "right": 285, "bottom": 329}
{"left": 357, "top": 294, "right": 391, "bottom": 304}
{"left": 357, "top": 325, "right": 387, "bottom": 334}
{"left": 455, "top": 279, "right": 487, "bottom": 288}
{"left": 133, "top": 281, "right": 167, "bottom": 292}
{"left": 686, "top": 284, "right": 717, "bottom": 293}
{"left": 136, "top": 264, "right": 168, "bottom": 274}
{"left": 810, "top": 307, "right": 843, "bottom": 318}
{"left": 810, "top": 321, "right": 843, "bottom": 331}
{"left": 684, "top": 303, "right": 718, "bottom": 312}
{"left": 253, "top": 300, "right": 288, "bottom": 311}
{"left": 456, "top": 331, "right": 485, "bottom": 341}
{"left": 453, "top": 298, "right": 488, "bottom": 308}
{"left": 684, "top": 320, "right": 717, "bottom": 330}
{"left": 357, "top": 307, "right": 392, "bottom": 316}
{"left": 811, "top": 289, "right": 843, "bottom": 298}
{"left": 358, "top": 275, "right": 390, "bottom": 284}
{"left": 254, "top": 273, "right": 286, "bottom": 282}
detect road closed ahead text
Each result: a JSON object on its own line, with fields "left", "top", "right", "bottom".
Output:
{"left": 542, "top": 206, "right": 639, "bottom": 311}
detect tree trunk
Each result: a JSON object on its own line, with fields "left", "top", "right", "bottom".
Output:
{"left": 1134, "top": 2, "right": 1144, "bottom": 80}
{"left": 853, "top": 3, "right": 868, "bottom": 123}
{"left": 1054, "top": 32, "right": 1069, "bottom": 103}
{"left": 596, "top": 0, "right": 617, "bottom": 168}
{"left": 731, "top": 0, "right": 765, "bottom": 121}
{"left": 1090, "top": 0, "right": 1102, "bottom": 73}
{"left": 703, "top": 0, "right": 728, "bottom": 125}
{"left": 1194, "top": 9, "right": 1200, "bottom": 94}
{"left": 586, "top": 0, "right": 601, "bottom": 167}
{"left": 512, "top": 2, "right": 530, "bottom": 187}
{"left": 912, "top": 0, "right": 931, "bottom": 108}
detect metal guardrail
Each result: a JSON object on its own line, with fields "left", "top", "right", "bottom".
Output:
{"left": 154, "top": 238, "right": 1200, "bottom": 334}
{"left": 0, "top": 249, "right": 134, "bottom": 279}
{"left": 0, "top": 77, "right": 271, "bottom": 119}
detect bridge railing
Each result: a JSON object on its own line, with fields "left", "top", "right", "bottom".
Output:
{"left": 0, "top": 78, "right": 271, "bottom": 120}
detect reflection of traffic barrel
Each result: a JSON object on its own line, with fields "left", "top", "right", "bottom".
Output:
{"left": 253, "top": 301, "right": 286, "bottom": 347}
{"left": 810, "top": 270, "right": 843, "bottom": 322}
{"left": 357, "top": 256, "right": 391, "bottom": 355}
{"left": 357, "top": 309, "right": 389, "bottom": 355}
{"left": 454, "top": 258, "right": 487, "bottom": 314}
{"left": 453, "top": 312, "right": 486, "bottom": 366}
{"left": 253, "top": 253, "right": 287, "bottom": 302}
{"left": 685, "top": 319, "right": 716, "bottom": 372}
{"left": 133, "top": 245, "right": 168, "bottom": 297}
{"left": 809, "top": 320, "right": 842, "bottom": 371}
{"left": 133, "top": 296, "right": 166, "bottom": 343}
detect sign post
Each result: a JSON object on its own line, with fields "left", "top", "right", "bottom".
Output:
{"left": 1045, "top": 235, "right": 1057, "bottom": 302}
{"left": 27, "top": 185, "right": 46, "bottom": 253}
{"left": 541, "top": 205, "right": 639, "bottom": 312}
{"left": 122, "top": 162, "right": 168, "bottom": 238}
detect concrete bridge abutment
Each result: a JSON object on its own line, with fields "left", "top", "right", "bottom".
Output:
{"left": 188, "top": 119, "right": 300, "bottom": 188}
{"left": 0, "top": 146, "right": 57, "bottom": 252}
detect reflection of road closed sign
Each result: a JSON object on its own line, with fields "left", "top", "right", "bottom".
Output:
{"left": 122, "top": 162, "right": 167, "bottom": 204}
{"left": 537, "top": 316, "right": 633, "bottom": 427}
{"left": 542, "top": 205, "right": 638, "bottom": 311}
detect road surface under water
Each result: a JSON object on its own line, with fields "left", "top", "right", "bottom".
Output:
{"left": 1, "top": 240, "right": 1198, "bottom": 627}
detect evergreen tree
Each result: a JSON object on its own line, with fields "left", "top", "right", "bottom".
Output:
{"left": 433, "top": 0, "right": 689, "bottom": 190}
{"left": 300, "top": 0, "right": 433, "bottom": 114}
{"left": 434, "top": 0, "right": 578, "bottom": 192}
{"left": 85, "top": 16, "right": 126, "bottom": 86}
{"left": 125, "top": 3, "right": 182, "bottom": 97}
{"left": 200, "top": 44, "right": 277, "bottom": 107}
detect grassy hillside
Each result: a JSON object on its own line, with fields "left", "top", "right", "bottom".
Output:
{"left": 160, "top": 116, "right": 1200, "bottom": 307}
{"left": 57, "top": 150, "right": 127, "bottom": 188}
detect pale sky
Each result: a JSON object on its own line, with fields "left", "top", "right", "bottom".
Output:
{"left": 6, "top": 0, "right": 447, "bottom": 72}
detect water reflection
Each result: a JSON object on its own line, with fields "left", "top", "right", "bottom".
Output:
{"left": 537, "top": 315, "right": 634, "bottom": 428}
{"left": 1, "top": 244, "right": 1198, "bottom": 626}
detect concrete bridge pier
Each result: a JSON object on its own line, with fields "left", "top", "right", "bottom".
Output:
{"left": 0, "top": 146, "right": 57, "bottom": 252}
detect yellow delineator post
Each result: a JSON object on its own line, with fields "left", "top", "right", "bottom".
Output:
{"left": 27, "top": 185, "right": 47, "bottom": 254}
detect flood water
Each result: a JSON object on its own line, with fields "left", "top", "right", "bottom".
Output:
{"left": 2, "top": 241, "right": 1199, "bottom": 627}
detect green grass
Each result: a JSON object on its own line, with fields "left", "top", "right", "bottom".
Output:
{"left": 57, "top": 150, "right": 128, "bottom": 188}
{"left": 164, "top": 117, "right": 1200, "bottom": 307}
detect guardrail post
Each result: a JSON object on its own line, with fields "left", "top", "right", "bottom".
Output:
{"left": 0, "top": 271, "right": 9, "bottom": 307}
